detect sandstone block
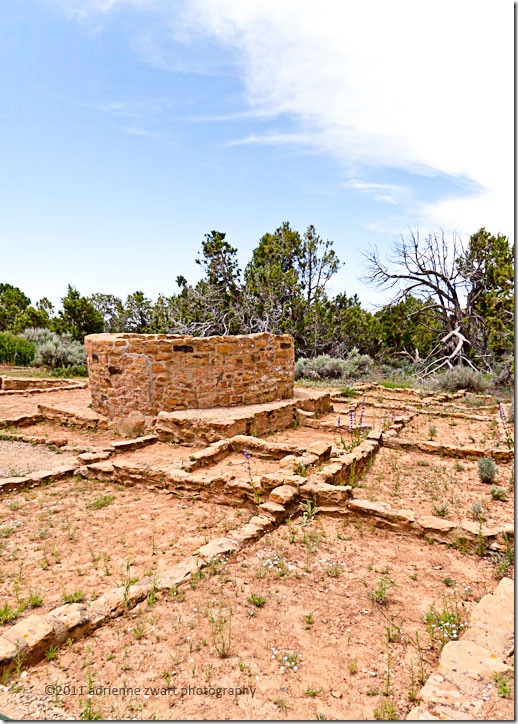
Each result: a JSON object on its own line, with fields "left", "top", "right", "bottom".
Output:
{"left": 0, "top": 636, "right": 19, "bottom": 666}
{"left": 111, "top": 434, "right": 157, "bottom": 452}
{"left": 258, "top": 501, "right": 286, "bottom": 519}
{"left": 260, "top": 473, "right": 285, "bottom": 491}
{"left": 92, "top": 588, "right": 126, "bottom": 617}
{"left": 300, "top": 417, "right": 321, "bottom": 428}
{"left": 78, "top": 451, "right": 112, "bottom": 464}
{"left": 417, "top": 516, "right": 456, "bottom": 533}
{"left": 296, "top": 408, "right": 315, "bottom": 419}
{"left": 419, "top": 672, "right": 462, "bottom": 709}
{"left": 247, "top": 515, "right": 274, "bottom": 531}
{"left": 48, "top": 603, "right": 92, "bottom": 642}
{"left": 438, "top": 639, "right": 511, "bottom": 696}
{"left": 405, "top": 706, "right": 440, "bottom": 720}
{"left": 348, "top": 499, "right": 393, "bottom": 515}
{"left": 279, "top": 474, "right": 306, "bottom": 490}
{"left": 300, "top": 480, "right": 352, "bottom": 506}
{"left": 4, "top": 614, "right": 54, "bottom": 656}
{"left": 269, "top": 485, "right": 299, "bottom": 505}
{"left": 197, "top": 537, "right": 241, "bottom": 561}
{"left": 367, "top": 428, "right": 383, "bottom": 441}
{"left": 305, "top": 440, "right": 332, "bottom": 460}
{"left": 86, "top": 460, "right": 114, "bottom": 474}
{"left": 396, "top": 508, "right": 416, "bottom": 523}
{"left": 156, "top": 556, "right": 199, "bottom": 589}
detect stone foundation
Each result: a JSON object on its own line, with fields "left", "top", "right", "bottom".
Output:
{"left": 85, "top": 332, "right": 294, "bottom": 419}
{"left": 0, "top": 377, "right": 86, "bottom": 392}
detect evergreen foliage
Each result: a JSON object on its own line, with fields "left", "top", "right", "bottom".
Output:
{"left": 0, "top": 332, "right": 35, "bottom": 365}
{"left": 0, "top": 223, "right": 512, "bottom": 382}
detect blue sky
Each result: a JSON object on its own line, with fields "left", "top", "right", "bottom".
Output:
{"left": 1, "top": 0, "right": 513, "bottom": 311}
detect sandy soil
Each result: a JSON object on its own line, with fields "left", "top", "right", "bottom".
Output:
{"left": 0, "top": 477, "right": 248, "bottom": 620}
{"left": 202, "top": 452, "right": 285, "bottom": 479}
{"left": 0, "top": 389, "right": 92, "bottom": 419}
{"left": 268, "top": 422, "right": 374, "bottom": 455}
{"left": 0, "top": 383, "right": 513, "bottom": 721}
{"left": 10, "top": 518, "right": 512, "bottom": 721}
{"left": 401, "top": 413, "right": 498, "bottom": 448}
{"left": 6, "top": 421, "right": 125, "bottom": 448}
{"left": 0, "top": 441, "right": 78, "bottom": 477}
{"left": 114, "top": 442, "right": 206, "bottom": 471}
{"left": 358, "top": 447, "right": 513, "bottom": 527}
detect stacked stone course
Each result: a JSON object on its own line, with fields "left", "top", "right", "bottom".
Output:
{"left": 85, "top": 332, "right": 294, "bottom": 419}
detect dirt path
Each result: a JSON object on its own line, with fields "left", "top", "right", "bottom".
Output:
{"left": 0, "top": 389, "right": 92, "bottom": 420}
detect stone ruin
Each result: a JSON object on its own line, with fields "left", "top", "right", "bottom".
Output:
{"left": 85, "top": 332, "right": 294, "bottom": 420}
{"left": 0, "top": 351, "right": 513, "bottom": 720}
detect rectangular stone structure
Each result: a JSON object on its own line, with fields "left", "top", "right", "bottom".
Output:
{"left": 85, "top": 332, "right": 294, "bottom": 419}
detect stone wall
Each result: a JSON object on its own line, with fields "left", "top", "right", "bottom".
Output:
{"left": 0, "top": 377, "right": 82, "bottom": 391}
{"left": 85, "top": 332, "right": 294, "bottom": 419}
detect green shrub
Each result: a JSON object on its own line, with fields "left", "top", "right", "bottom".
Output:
{"left": 432, "top": 367, "right": 489, "bottom": 393}
{"left": 20, "top": 327, "right": 56, "bottom": 347}
{"left": 0, "top": 332, "right": 35, "bottom": 365}
{"left": 21, "top": 327, "right": 86, "bottom": 369}
{"left": 378, "top": 358, "right": 416, "bottom": 381}
{"left": 432, "top": 502, "right": 449, "bottom": 518}
{"left": 368, "top": 576, "right": 396, "bottom": 605}
{"left": 377, "top": 377, "right": 414, "bottom": 389}
{"left": 342, "top": 347, "right": 374, "bottom": 379}
{"left": 295, "top": 355, "right": 348, "bottom": 380}
{"left": 50, "top": 365, "right": 88, "bottom": 378}
{"left": 478, "top": 457, "right": 497, "bottom": 484}
{"left": 490, "top": 485, "right": 508, "bottom": 501}
{"left": 295, "top": 348, "right": 374, "bottom": 382}
{"left": 470, "top": 502, "right": 486, "bottom": 522}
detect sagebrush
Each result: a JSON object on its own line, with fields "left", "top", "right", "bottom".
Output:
{"left": 295, "top": 348, "right": 373, "bottom": 381}
{"left": 432, "top": 367, "right": 489, "bottom": 393}
{"left": 22, "top": 327, "right": 86, "bottom": 369}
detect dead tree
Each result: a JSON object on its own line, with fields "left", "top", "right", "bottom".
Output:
{"left": 363, "top": 228, "right": 482, "bottom": 374}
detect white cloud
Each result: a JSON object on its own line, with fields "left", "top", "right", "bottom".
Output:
{"left": 226, "top": 132, "right": 313, "bottom": 147}
{"left": 344, "top": 180, "right": 412, "bottom": 206}
{"left": 182, "top": 0, "right": 513, "bottom": 237}
{"left": 123, "top": 125, "right": 161, "bottom": 139}
{"left": 53, "top": 0, "right": 514, "bottom": 237}
{"left": 48, "top": 0, "right": 157, "bottom": 19}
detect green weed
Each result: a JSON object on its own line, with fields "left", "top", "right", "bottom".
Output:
{"left": 89, "top": 494, "right": 114, "bottom": 510}
{"left": 369, "top": 576, "right": 396, "bottom": 605}
{"left": 248, "top": 593, "right": 266, "bottom": 607}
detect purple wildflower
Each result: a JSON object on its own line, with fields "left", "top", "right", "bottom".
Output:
{"left": 359, "top": 397, "right": 366, "bottom": 429}
{"left": 243, "top": 445, "right": 252, "bottom": 479}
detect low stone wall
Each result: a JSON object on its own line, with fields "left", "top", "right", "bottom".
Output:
{"left": 1, "top": 377, "right": 62, "bottom": 391}
{"left": 0, "top": 377, "right": 86, "bottom": 392}
{"left": 85, "top": 332, "right": 294, "bottom": 419}
{"left": 156, "top": 391, "right": 331, "bottom": 445}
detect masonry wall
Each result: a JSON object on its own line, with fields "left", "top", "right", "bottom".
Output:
{"left": 0, "top": 377, "right": 80, "bottom": 391}
{"left": 85, "top": 332, "right": 294, "bottom": 419}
